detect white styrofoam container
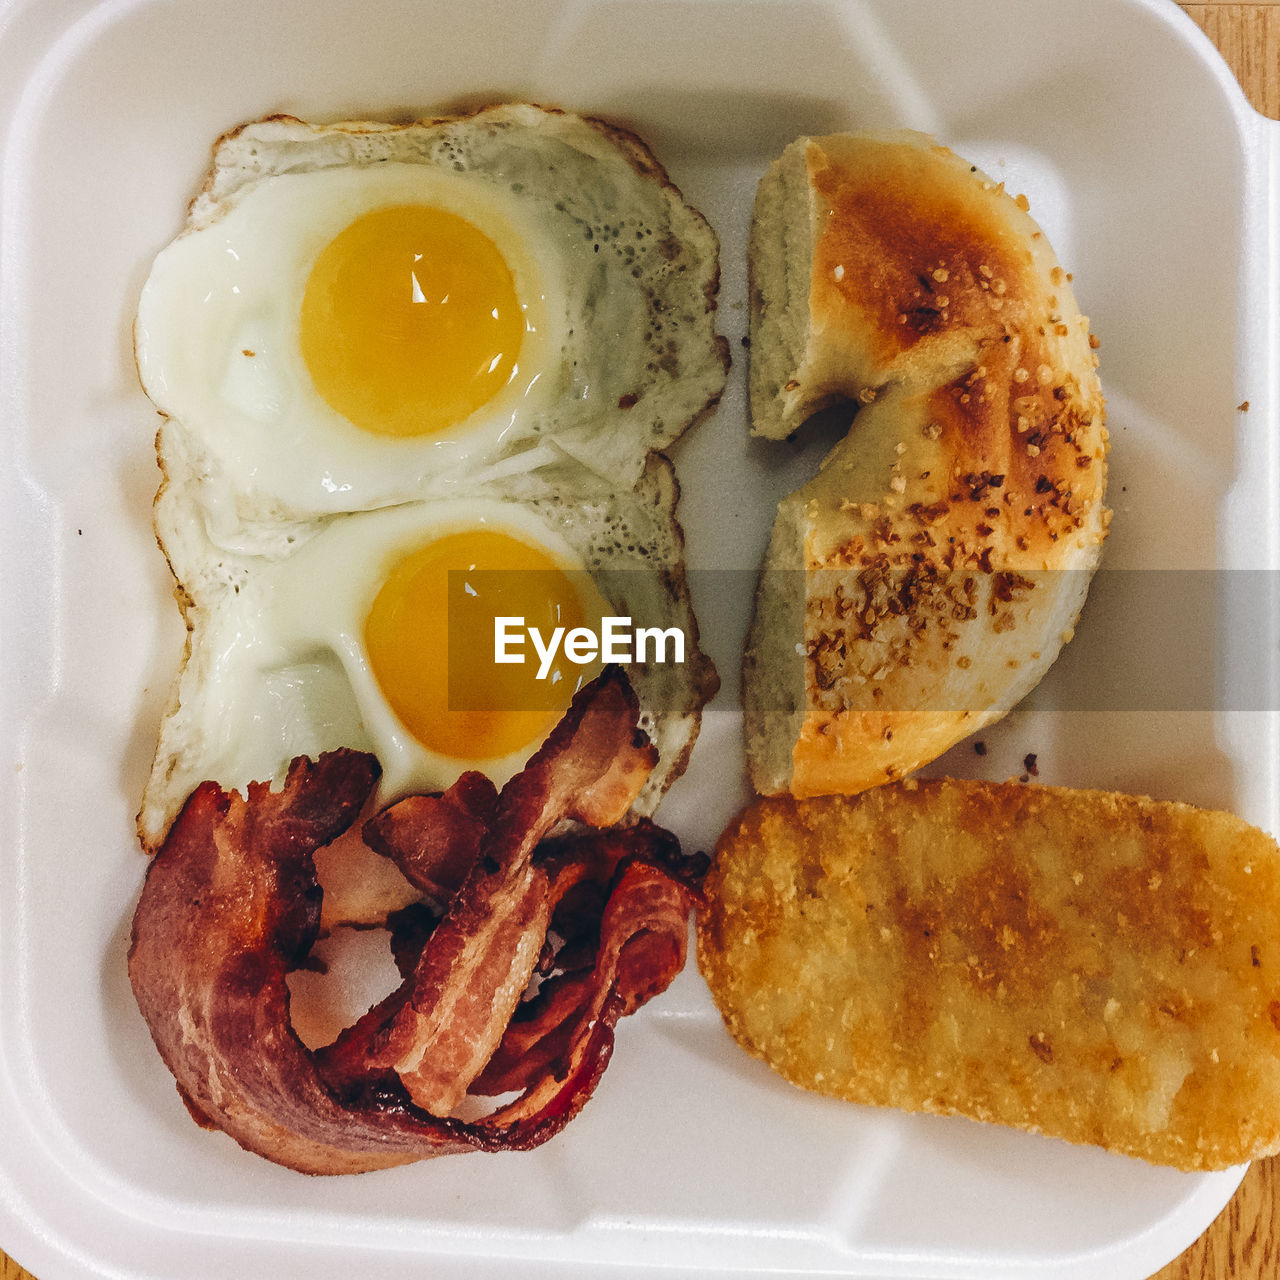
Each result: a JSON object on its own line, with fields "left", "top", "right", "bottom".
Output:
{"left": 1, "top": 0, "right": 1277, "bottom": 1276}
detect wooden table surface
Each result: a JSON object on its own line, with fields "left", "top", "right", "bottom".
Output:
{"left": 3, "top": 3, "right": 1278, "bottom": 1279}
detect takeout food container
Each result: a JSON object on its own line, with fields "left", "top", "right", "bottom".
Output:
{"left": 1, "top": 0, "right": 1277, "bottom": 1276}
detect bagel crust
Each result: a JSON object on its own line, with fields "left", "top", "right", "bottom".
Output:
{"left": 744, "top": 132, "right": 1108, "bottom": 797}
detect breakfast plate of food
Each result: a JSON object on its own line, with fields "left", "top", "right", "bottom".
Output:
{"left": 1, "top": 0, "right": 1277, "bottom": 1277}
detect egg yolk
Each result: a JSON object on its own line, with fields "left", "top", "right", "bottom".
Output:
{"left": 365, "top": 528, "right": 593, "bottom": 761}
{"left": 300, "top": 205, "right": 525, "bottom": 438}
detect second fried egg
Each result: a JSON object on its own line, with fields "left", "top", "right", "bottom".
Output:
{"left": 138, "top": 455, "right": 719, "bottom": 851}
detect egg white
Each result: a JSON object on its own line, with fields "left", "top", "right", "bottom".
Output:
{"left": 263, "top": 497, "right": 609, "bottom": 800}
{"left": 136, "top": 108, "right": 726, "bottom": 853}
{"left": 146, "top": 496, "right": 603, "bottom": 811}
{"left": 137, "top": 162, "right": 562, "bottom": 540}
{"left": 136, "top": 108, "right": 728, "bottom": 542}
{"left": 139, "top": 458, "right": 717, "bottom": 852}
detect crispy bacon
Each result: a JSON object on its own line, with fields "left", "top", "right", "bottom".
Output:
{"left": 128, "top": 669, "right": 698, "bottom": 1175}
{"left": 475, "top": 825, "right": 702, "bottom": 1098}
{"left": 314, "top": 857, "right": 553, "bottom": 1116}
{"left": 483, "top": 664, "right": 660, "bottom": 875}
{"left": 362, "top": 772, "right": 496, "bottom": 903}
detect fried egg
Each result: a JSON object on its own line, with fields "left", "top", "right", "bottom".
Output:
{"left": 269, "top": 498, "right": 609, "bottom": 797}
{"left": 140, "top": 456, "right": 718, "bottom": 851}
{"left": 137, "top": 107, "right": 724, "bottom": 850}
{"left": 136, "top": 106, "right": 728, "bottom": 543}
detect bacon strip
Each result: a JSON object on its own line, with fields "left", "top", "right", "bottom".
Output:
{"left": 128, "top": 752, "right": 471, "bottom": 1174}
{"left": 475, "top": 829, "right": 701, "bottom": 1099}
{"left": 128, "top": 670, "right": 697, "bottom": 1175}
{"left": 485, "top": 666, "right": 659, "bottom": 875}
{"left": 362, "top": 772, "right": 496, "bottom": 903}
{"left": 314, "top": 859, "right": 553, "bottom": 1115}
{"left": 321, "top": 668, "right": 662, "bottom": 1114}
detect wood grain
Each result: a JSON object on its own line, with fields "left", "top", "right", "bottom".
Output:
{"left": 1183, "top": 4, "right": 1280, "bottom": 116}
{"left": 0, "top": 1255, "right": 30, "bottom": 1280}
{"left": 1, "top": 5, "right": 1275, "bottom": 1280}
{"left": 1154, "top": 1161, "right": 1280, "bottom": 1280}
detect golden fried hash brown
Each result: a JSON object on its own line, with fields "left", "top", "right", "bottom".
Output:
{"left": 698, "top": 779, "right": 1280, "bottom": 1170}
